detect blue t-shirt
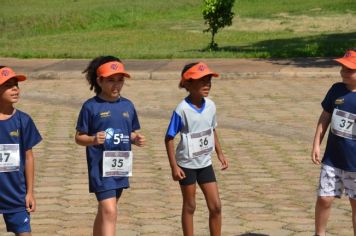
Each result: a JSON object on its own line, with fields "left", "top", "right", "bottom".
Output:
{"left": 0, "top": 110, "right": 42, "bottom": 214}
{"left": 76, "top": 96, "right": 140, "bottom": 193}
{"left": 322, "top": 82, "right": 356, "bottom": 172}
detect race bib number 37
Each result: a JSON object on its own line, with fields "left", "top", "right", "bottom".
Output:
{"left": 331, "top": 109, "right": 356, "bottom": 140}
{"left": 0, "top": 144, "right": 20, "bottom": 172}
{"left": 187, "top": 128, "right": 215, "bottom": 159}
{"left": 102, "top": 151, "right": 133, "bottom": 177}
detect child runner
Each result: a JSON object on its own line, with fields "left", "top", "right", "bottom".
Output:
{"left": 164, "top": 62, "right": 228, "bottom": 236}
{"left": 311, "top": 48, "right": 356, "bottom": 236}
{"left": 0, "top": 66, "right": 42, "bottom": 236}
{"left": 75, "top": 56, "right": 145, "bottom": 236}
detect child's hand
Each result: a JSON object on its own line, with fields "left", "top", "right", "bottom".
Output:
{"left": 94, "top": 131, "right": 106, "bottom": 145}
{"left": 172, "top": 166, "right": 186, "bottom": 181}
{"left": 133, "top": 133, "right": 145, "bottom": 147}
{"left": 26, "top": 193, "right": 36, "bottom": 213}
{"left": 219, "top": 154, "right": 228, "bottom": 170}
{"left": 311, "top": 146, "right": 321, "bottom": 165}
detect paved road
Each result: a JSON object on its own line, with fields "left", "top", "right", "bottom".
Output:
{"left": 0, "top": 58, "right": 352, "bottom": 236}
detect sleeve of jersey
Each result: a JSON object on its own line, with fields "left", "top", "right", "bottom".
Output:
{"left": 165, "top": 111, "right": 183, "bottom": 138}
{"left": 131, "top": 107, "right": 141, "bottom": 131}
{"left": 23, "top": 116, "right": 42, "bottom": 151}
{"left": 76, "top": 105, "right": 90, "bottom": 134}
{"left": 321, "top": 84, "right": 335, "bottom": 114}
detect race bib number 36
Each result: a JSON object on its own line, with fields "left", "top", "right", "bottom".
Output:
{"left": 331, "top": 109, "right": 356, "bottom": 140}
{"left": 103, "top": 151, "right": 132, "bottom": 177}
{"left": 0, "top": 144, "right": 20, "bottom": 172}
{"left": 187, "top": 128, "right": 214, "bottom": 159}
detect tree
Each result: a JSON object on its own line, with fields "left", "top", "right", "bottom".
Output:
{"left": 202, "top": 0, "right": 235, "bottom": 50}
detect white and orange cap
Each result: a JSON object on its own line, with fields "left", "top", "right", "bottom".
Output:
{"left": 0, "top": 67, "right": 26, "bottom": 86}
{"left": 334, "top": 49, "right": 356, "bottom": 69}
{"left": 96, "top": 61, "right": 130, "bottom": 78}
{"left": 181, "top": 62, "right": 219, "bottom": 80}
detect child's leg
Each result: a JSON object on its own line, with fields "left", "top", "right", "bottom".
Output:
{"left": 349, "top": 198, "right": 356, "bottom": 236}
{"left": 93, "top": 189, "right": 122, "bottom": 236}
{"left": 180, "top": 184, "right": 197, "bottom": 236}
{"left": 315, "top": 196, "right": 334, "bottom": 236}
{"left": 93, "top": 197, "right": 118, "bottom": 236}
{"left": 200, "top": 182, "right": 222, "bottom": 236}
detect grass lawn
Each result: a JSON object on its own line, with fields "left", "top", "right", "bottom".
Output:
{"left": 0, "top": 0, "right": 355, "bottom": 59}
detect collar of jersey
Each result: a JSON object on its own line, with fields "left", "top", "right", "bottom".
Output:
{"left": 185, "top": 97, "right": 206, "bottom": 113}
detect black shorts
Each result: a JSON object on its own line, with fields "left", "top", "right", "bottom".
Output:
{"left": 179, "top": 165, "right": 216, "bottom": 186}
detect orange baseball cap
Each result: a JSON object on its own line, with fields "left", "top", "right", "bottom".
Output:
{"left": 96, "top": 61, "right": 130, "bottom": 78}
{"left": 182, "top": 62, "right": 219, "bottom": 80}
{"left": 0, "top": 67, "right": 26, "bottom": 86}
{"left": 334, "top": 49, "right": 356, "bottom": 69}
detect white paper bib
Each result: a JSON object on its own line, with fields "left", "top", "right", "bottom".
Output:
{"left": 187, "top": 128, "right": 214, "bottom": 159}
{"left": 0, "top": 144, "right": 20, "bottom": 172}
{"left": 102, "top": 151, "right": 133, "bottom": 177}
{"left": 331, "top": 108, "right": 356, "bottom": 140}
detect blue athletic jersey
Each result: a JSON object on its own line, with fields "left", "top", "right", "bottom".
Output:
{"left": 322, "top": 82, "right": 356, "bottom": 171}
{"left": 0, "top": 110, "right": 42, "bottom": 214}
{"left": 76, "top": 96, "right": 140, "bottom": 193}
{"left": 165, "top": 97, "right": 217, "bottom": 169}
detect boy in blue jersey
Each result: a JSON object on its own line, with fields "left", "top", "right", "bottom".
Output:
{"left": 0, "top": 66, "right": 42, "bottom": 236}
{"left": 164, "top": 62, "right": 228, "bottom": 236}
{"left": 75, "top": 56, "right": 145, "bottom": 236}
{"left": 311, "top": 49, "right": 356, "bottom": 236}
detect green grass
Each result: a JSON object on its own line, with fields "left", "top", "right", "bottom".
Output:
{"left": 0, "top": 0, "right": 355, "bottom": 59}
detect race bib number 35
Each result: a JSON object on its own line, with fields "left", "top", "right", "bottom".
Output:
{"left": 0, "top": 144, "right": 20, "bottom": 172}
{"left": 103, "top": 151, "right": 133, "bottom": 177}
{"left": 187, "top": 128, "right": 214, "bottom": 159}
{"left": 331, "top": 109, "right": 356, "bottom": 140}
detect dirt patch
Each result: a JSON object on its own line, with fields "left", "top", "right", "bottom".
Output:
{"left": 228, "top": 13, "right": 356, "bottom": 33}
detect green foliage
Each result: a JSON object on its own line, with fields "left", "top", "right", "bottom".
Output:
{"left": 202, "top": 0, "right": 235, "bottom": 50}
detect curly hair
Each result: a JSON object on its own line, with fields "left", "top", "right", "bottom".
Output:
{"left": 83, "top": 56, "right": 122, "bottom": 94}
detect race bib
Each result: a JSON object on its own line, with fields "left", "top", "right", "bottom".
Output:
{"left": 331, "top": 108, "right": 356, "bottom": 140}
{"left": 102, "top": 151, "right": 133, "bottom": 177}
{"left": 187, "top": 128, "right": 214, "bottom": 159}
{"left": 0, "top": 144, "right": 20, "bottom": 172}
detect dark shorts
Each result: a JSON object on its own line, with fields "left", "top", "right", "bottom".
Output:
{"left": 95, "top": 188, "right": 123, "bottom": 201}
{"left": 179, "top": 165, "right": 216, "bottom": 186}
{"left": 3, "top": 210, "right": 31, "bottom": 233}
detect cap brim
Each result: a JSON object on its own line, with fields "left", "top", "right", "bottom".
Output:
{"left": 334, "top": 58, "right": 356, "bottom": 69}
{"left": 190, "top": 72, "right": 219, "bottom": 80}
{"left": 101, "top": 72, "right": 131, "bottom": 78}
{"left": 14, "top": 75, "right": 27, "bottom": 81}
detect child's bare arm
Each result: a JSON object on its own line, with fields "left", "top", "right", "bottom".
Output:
{"left": 311, "top": 110, "right": 332, "bottom": 164}
{"left": 214, "top": 129, "right": 228, "bottom": 170}
{"left": 75, "top": 131, "right": 105, "bottom": 146}
{"left": 25, "top": 149, "right": 36, "bottom": 212}
{"left": 164, "top": 136, "right": 185, "bottom": 180}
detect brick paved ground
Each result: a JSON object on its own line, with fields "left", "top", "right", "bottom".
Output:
{"left": 0, "top": 75, "right": 353, "bottom": 235}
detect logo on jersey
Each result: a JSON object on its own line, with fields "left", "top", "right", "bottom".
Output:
{"left": 100, "top": 111, "right": 111, "bottom": 118}
{"left": 9, "top": 130, "right": 19, "bottom": 137}
{"left": 122, "top": 112, "right": 129, "bottom": 118}
{"left": 335, "top": 98, "right": 344, "bottom": 105}
{"left": 104, "top": 128, "right": 130, "bottom": 149}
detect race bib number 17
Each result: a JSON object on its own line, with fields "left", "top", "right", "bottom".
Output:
{"left": 0, "top": 144, "right": 20, "bottom": 172}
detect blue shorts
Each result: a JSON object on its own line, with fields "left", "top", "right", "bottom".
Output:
{"left": 3, "top": 211, "right": 31, "bottom": 234}
{"left": 95, "top": 188, "right": 123, "bottom": 201}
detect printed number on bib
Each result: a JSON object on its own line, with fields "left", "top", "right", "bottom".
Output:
{"left": 331, "top": 108, "right": 356, "bottom": 140}
{"left": 187, "top": 128, "right": 214, "bottom": 159}
{"left": 103, "top": 151, "right": 132, "bottom": 177}
{"left": 0, "top": 144, "right": 20, "bottom": 172}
